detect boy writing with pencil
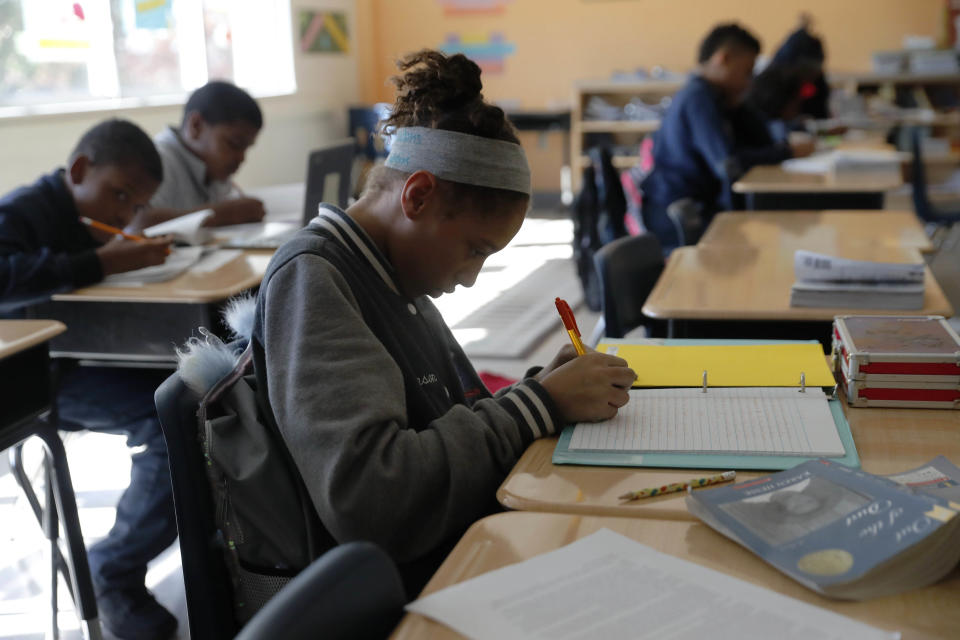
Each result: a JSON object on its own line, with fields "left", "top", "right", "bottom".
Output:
{"left": 138, "top": 80, "right": 267, "bottom": 230}
{"left": 0, "top": 119, "right": 179, "bottom": 640}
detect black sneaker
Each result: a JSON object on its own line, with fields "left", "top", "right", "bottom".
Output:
{"left": 96, "top": 587, "right": 178, "bottom": 640}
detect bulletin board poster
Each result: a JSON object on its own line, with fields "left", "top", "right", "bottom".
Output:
{"left": 134, "top": 0, "right": 171, "bottom": 30}
{"left": 298, "top": 10, "right": 349, "bottom": 54}
{"left": 439, "top": 32, "right": 515, "bottom": 74}
{"left": 18, "top": 0, "right": 99, "bottom": 62}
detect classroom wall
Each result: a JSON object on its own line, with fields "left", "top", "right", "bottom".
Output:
{"left": 357, "top": 0, "right": 946, "bottom": 108}
{"left": 0, "top": 0, "right": 361, "bottom": 194}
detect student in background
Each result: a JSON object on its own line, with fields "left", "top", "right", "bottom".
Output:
{"left": 770, "top": 13, "right": 831, "bottom": 121}
{"left": 746, "top": 62, "right": 822, "bottom": 143}
{"left": 137, "top": 80, "right": 266, "bottom": 230}
{"left": 640, "top": 23, "right": 815, "bottom": 251}
{"left": 252, "top": 50, "right": 636, "bottom": 594}
{"left": 0, "top": 119, "right": 179, "bottom": 640}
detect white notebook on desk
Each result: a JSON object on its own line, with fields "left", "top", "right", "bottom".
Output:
{"left": 100, "top": 246, "right": 205, "bottom": 286}
{"left": 569, "top": 387, "right": 845, "bottom": 457}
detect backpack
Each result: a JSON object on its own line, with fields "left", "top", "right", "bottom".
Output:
{"left": 178, "top": 302, "right": 327, "bottom": 622}
{"left": 572, "top": 146, "right": 628, "bottom": 311}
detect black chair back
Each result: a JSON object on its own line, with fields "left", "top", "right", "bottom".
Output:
{"left": 910, "top": 127, "right": 936, "bottom": 223}
{"left": 154, "top": 373, "right": 238, "bottom": 640}
{"left": 593, "top": 233, "right": 665, "bottom": 339}
{"left": 234, "top": 541, "right": 406, "bottom": 640}
{"left": 302, "top": 139, "right": 356, "bottom": 224}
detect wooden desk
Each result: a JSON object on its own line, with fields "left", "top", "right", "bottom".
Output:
{"left": 27, "top": 250, "right": 271, "bottom": 363}
{"left": 733, "top": 165, "right": 903, "bottom": 210}
{"left": 1, "top": 320, "right": 66, "bottom": 430}
{"left": 0, "top": 319, "right": 101, "bottom": 638}
{"left": 643, "top": 245, "right": 951, "bottom": 324}
{"left": 392, "top": 511, "right": 959, "bottom": 640}
{"left": 699, "top": 210, "right": 933, "bottom": 252}
{"left": 497, "top": 399, "right": 960, "bottom": 520}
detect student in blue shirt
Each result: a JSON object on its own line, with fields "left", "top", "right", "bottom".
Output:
{"left": 640, "top": 23, "right": 815, "bottom": 250}
{"left": 0, "top": 120, "right": 179, "bottom": 640}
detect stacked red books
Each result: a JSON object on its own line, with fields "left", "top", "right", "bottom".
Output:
{"left": 833, "top": 315, "right": 960, "bottom": 409}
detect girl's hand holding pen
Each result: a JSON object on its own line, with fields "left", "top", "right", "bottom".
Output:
{"left": 540, "top": 352, "right": 636, "bottom": 423}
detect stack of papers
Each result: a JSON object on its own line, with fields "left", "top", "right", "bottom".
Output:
{"left": 790, "top": 250, "right": 925, "bottom": 310}
{"left": 782, "top": 150, "right": 904, "bottom": 182}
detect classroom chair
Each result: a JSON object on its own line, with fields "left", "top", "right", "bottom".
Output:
{"left": 154, "top": 369, "right": 406, "bottom": 640}
{"left": 910, "top": 127, "right": 960, "bottom": 240}
{"left": 302, "top": 138, "right": 356, "bottom": 224}
{"left": 234, "top": 541, "right": 405, "bottom": 640}
{"left": 589, "top": 232, "right": 666, "bottom": 345}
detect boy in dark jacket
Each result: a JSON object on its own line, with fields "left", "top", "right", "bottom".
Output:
{"left": 0, "top": 119, "right": 179, "bottom": 640}
{"left": 640, "top": 23, "right": 814, "bottom": 250}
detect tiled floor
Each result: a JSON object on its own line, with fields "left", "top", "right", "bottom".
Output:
{"left": 0, "top": 210, "right": 597, "bottom": 639}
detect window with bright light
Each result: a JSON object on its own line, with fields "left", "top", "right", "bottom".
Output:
{"left": 0, "top": 0, "right": 296, "bottom": 114}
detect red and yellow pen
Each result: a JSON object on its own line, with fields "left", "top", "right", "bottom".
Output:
{"left": 555, "top": 297, "right": 586, "bottom": 356}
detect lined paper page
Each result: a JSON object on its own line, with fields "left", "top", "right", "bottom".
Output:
{"left": 569, "top": 387, "right": 844, "bottom": 456}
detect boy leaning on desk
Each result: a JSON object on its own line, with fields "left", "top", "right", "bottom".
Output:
{"left": 133, "top": 80, "right": 267, "bottom": 232}
{"left": 0, "top": 120, "right": 181, "bottom": 640}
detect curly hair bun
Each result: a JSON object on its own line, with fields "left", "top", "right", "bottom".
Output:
{"left": 383, "top": 49, "right": 518, "bottom": 144}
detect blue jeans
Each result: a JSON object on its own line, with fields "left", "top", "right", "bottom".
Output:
{"left": 56, "top": 365, "right": 178, "bottom": 595}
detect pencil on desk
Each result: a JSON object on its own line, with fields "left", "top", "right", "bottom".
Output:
{"left": 79, "top": 217, "right": 171, "bottom": 255}
{"left": 619, "top": 470, "right": 736, "bottom": 501}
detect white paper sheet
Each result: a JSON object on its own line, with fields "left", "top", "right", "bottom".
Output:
{"left": 211, "top": 221, "right": 299, "bottom": 248}
{"left": 188, "top": 249, "right": 242, "bottom": 274}
{"left": 406, "top": 529, "right": 899, "bottom": 640}
{"left": 568, "top": 387, "right": 845, "bottom": 457}
{"left": 143, "top": 209, "right": 214, "bottom": 245}
{"left": 99, "top": 246, "right": 204, "bottom": 286}
{"left": 794, "top": 250, "right": 924, "bottom": 283}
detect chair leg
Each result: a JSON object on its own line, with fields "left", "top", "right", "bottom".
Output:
{"left": 36, "top": 426, "right": 103, "bottom": 639}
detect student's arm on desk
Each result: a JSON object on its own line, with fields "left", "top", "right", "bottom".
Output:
{"left": 262, "top": 255, "right": 565, "bottom": 562}
{"left": 130, "top": 198, "right": 266, "bottom": 232}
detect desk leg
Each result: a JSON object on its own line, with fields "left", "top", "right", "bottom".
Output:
{"left": 10, "top": 445, "right": 74, "bottom": 601}
{"left": 44, "top": 459, "right": 59, "bottom": 640}
{"left": 37, "top": 427, "right": 103, "bottom": 639}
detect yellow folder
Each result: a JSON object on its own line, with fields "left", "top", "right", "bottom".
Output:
{"left": 598, "top": 343, "right": 835, "bottom": 388}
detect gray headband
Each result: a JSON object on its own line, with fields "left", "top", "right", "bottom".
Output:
{"left": 384, "top": 126, "right": 531, "bottom": 196}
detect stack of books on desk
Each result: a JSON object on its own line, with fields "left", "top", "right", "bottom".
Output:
{"left": 833, "top": 315, "right": 960, "bottom": 408}
{"left": 790, "top": 250, "right": 925, "bottom": 310}
{"left": 687, "top": 456, "right": 960, "bottom": 600}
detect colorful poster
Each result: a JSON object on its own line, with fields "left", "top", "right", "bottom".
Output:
{"left": 437, "top": 0, "right": 513, "bottom": 15}
{"left": 298, "top": 10, "right": 349, "bottom": 54}
{"left": 439, "top": 32, "right": 515, "bottom": 74}
{"left": 134, "top": 0, "right": 171, "bottom": 30}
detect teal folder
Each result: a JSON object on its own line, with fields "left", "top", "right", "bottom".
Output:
{"left": 552, "top": 339, "right": 861, "bottom": 471}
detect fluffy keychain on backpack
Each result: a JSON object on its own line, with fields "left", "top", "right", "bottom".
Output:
{"left": 176, "top": 294, "right": 256, "bottom": 395}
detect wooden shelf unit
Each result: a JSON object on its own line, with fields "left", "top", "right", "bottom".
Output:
{"left": 571, "top": 79, "right": 684, "bottom": 191}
